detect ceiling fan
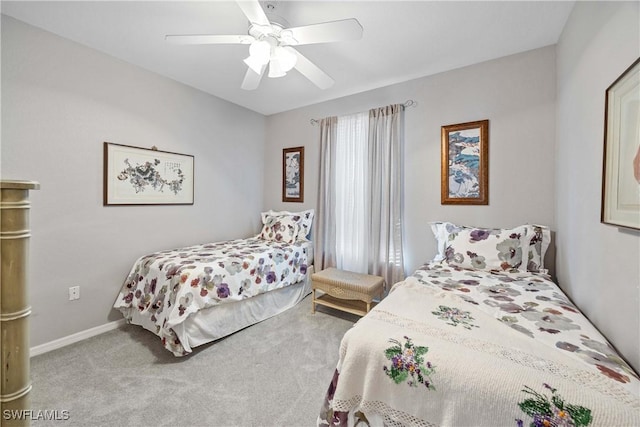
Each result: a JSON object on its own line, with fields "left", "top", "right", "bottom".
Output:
{"left": 165, "top": 0, "right": 363, "bottom": 90}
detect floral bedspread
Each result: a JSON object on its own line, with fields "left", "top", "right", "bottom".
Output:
{"left": 319, "top": 262, "right": 640, "bottom": 426}
{"left": 114, "top": 237, "right": 309, "bottom": 355}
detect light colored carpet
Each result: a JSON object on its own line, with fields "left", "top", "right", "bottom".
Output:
{"left": 29, "top": 295, "right": 358, "bottom": 427}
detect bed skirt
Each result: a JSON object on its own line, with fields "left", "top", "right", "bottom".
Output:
{"left": 126, "top": 266, "right": 313, "bottom": 353}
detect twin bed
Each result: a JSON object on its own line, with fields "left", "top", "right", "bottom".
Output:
{"left": 114, "top": 216, "right": 639, "bottom": 425}
{"left": 318, "top": 222, "right": 640, "bottom": 426}
{"left": 113, "top": 209, "right": 314, "bottom": 356}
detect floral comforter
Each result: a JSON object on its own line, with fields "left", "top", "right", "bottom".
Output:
{"left": 114, "top": 237, "right": 309, "bottom": 356}
{"left": 319, "top": 262, "right": 640, "bottom": 426}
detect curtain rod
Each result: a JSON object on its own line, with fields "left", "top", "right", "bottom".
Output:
{"left": 309, "top": 99, "right": 417, "bottom": 126}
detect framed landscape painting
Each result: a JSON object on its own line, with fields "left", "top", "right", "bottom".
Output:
{"left": 104, "top": 142, "right": 194, "bottom": 206}
{"left": 601, "top": 58, "right": 640, "bottom": 230}
{"left": 441, "top": 120, "right": 489, "bottom": 205}
{"left": 282, "top": 146, "right": 304, "bottom": 202}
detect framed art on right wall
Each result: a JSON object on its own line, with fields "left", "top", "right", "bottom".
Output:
{"left": 601, "top": 57, "right": 640, "bottom": 230}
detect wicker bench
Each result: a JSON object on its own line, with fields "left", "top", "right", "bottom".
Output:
{"left": 311, "top": 267, "right": 385, "bottom": 317}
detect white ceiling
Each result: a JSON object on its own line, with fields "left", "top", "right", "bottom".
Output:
{"left": 1, "top": 1, "right": 575, "bottom": 116}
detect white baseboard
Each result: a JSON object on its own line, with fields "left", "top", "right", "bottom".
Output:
{"left": 30, "top": 319, "right": 126, "bottom": 357}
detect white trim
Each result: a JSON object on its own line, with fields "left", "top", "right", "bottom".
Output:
{"left": 30, "top": 319, "right": 126, "bottom": 357}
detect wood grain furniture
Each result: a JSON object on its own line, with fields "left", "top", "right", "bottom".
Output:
{"left": 1, "top": 180, "right": 39, "bottom": 426}
{"left": 311, "top": 267, "right": 384, "bottom": 317}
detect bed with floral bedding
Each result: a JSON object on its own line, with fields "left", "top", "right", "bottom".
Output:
{"left": 318, "top": 222, "right": 640, "bottom": 427}
{"left": 114, "top": 210, "right": 314, "bottom": 356}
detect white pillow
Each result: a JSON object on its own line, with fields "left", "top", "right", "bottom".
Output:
{"left": 429, "top": 222, "right": 449, "bottom": 262}
{"left": 261, "top": 209, "right": 314, "bottom": 240}
{"left": 258, "top": 215, "right": 301, "bottom": 244}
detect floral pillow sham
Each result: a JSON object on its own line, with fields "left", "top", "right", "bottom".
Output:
{"left": 261, "top": 209, "right": 314, "bottom": 240}
{"left": 430, "top": 222, "right": 532, "bottom": 272}
{"left": 258, "top": 215, "right": 301, "bottom": 244}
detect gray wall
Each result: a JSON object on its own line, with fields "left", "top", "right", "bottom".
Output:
{"left": 4, "top": 2, "right": 637, "bottom": 375}
{"left": 556, "top": 1, "right": 640, "bottom": 373}
{"left": 264, "top": 46, "right": 557, "bottom": 276}
{"left": 1, "top": 16, "right": 266, "bottom": 347}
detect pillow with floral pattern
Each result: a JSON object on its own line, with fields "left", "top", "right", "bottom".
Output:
{"left": 523, "top": 224, "right": 551, "bottom": 273}
{"left": 431, "top": 222, "right": 532, "bottom": 272}
{"left": 258, "top": 215, "right": 301, "bottom": 244}
{"left": 261, "top": 209, "right": 314, "bottom": 240}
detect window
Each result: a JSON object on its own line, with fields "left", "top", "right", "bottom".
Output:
{"left": 316, "top": 104, "right": 405, "bottom": 288}
{"left": 334, "top": 112, "right": 369, "bottom": 272}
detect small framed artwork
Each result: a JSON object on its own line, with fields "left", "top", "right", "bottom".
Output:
{"left": 104, "top": 142, "right": 194, "bottom": 206}
{"left": 601, "top": 58, "right": 640, "bottom": 230}
{"left": 282, "top": 146, "right": 304, "bottom": 202}
{"left": 441, "top": 119, "right": 489, "bottom": 205}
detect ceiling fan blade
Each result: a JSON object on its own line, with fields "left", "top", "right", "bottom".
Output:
{"left": 241, "top": 64, "right": 266, "bottom": 90}
{"left": 287, "top": 47, "right": 334, "bottom": 90}
{"left": 284, "top": 19, "right": 363, "bottom": 46}
{"left": 165, "top": 34, "right": 254, "bottom": 45}
{"left": 236, "top": 0, "right": 270, "bottom": 26}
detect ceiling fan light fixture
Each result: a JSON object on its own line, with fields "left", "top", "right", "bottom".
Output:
{"left": 268, "top": 58, "right": 286, "bottom": 78}
{"left": 244, "top": 55, "right": 266, "bottom": 74}
{"left": 273, "top": 46, "right": 297, "bottom": 72}
{"left": 248, "top": 39, "right": 271, "bottom": 63}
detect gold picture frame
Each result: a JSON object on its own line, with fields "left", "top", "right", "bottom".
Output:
{"left": 104, "top": 142, "right": 194, "bottom": 206}
{"left": 601, "top": 58, "right": 640, "bottom": 230}
{"left": 441, "top": 120, "right": 489, "bottom": 205}
{"left": 282, "top": 146, "right": 304, "bottom": 203}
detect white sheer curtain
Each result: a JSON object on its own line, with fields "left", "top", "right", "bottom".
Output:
{"left": 335, "top": 112, "right": 370, "bottom": 272}
{"left": 315, "top": 104, "right": 405, "bottom": 290}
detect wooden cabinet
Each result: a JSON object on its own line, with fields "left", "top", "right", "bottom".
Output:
{"left": 1, "top": 180, "right": 39, "bottom": 426}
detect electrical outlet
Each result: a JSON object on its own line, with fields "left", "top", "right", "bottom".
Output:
{"left": 69, "top": 286, "right": 80, "bottom": 301}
